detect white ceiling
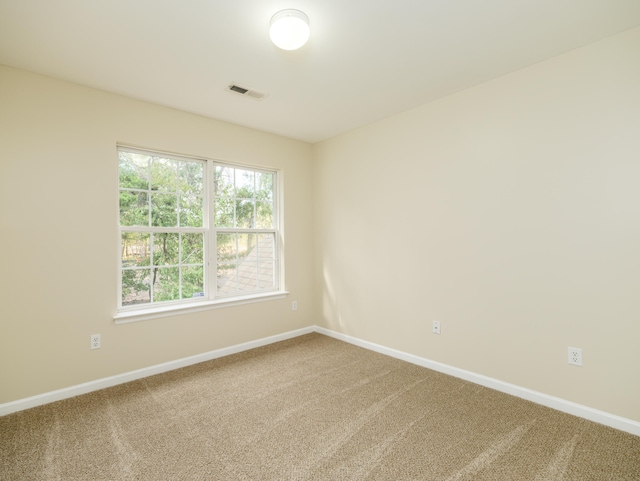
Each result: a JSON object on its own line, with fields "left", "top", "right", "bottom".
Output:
{"left": 1, "top": 0, "right": 640, "bottom": 143}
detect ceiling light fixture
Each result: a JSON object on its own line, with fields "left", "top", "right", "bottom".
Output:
{"left": 269, "top": 9, "right": 310, "bottom": 51}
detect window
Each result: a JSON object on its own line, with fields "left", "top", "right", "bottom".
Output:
{"left": 213, "top": 165, "right": 277, "bottom": 297}
{"left": 118, "top": 147, "right": 280, "bottom": 316}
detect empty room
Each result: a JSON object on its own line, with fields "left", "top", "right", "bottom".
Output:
{"left": 1, "top": 1, "right": 639, "bottom": 479}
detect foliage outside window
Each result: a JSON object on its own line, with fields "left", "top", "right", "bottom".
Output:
{"left": 118, "top": 147, "right": 279, "bottom": 311}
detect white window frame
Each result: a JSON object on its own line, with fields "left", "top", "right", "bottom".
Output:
{"left": 115, "top": 146, "right": 286, "bottom": 324}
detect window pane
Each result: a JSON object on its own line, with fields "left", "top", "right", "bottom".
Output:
{"left": 182, "top": 265, "right": 204, "bottom": 299}
{"left": 235, "top": 169, "right": 255, "bottom": 198}
{"left": 237, "top": 234, "right": 256, "bottom": 262}
{"left": 231, "top": 233, "right": 257, "bottom": 292}
{"left": 150, "top": 157, "right": 177, "bottom": 192}
{"left": 258, "top": 261, "right": 275, "bottom": 289}
{"left": 256, "top": 201, "right": 273, "bottom": 228}
{"left": 217, "top": 233, "right": 236, "bottom": 264}
{"left": 256, "top": 172, "right": 273, "bottom": 201}
{"left": 180, "top": 194, "right": 203, "bottom": 227}
{"left": 236, "top": 199, "right": 255, "bottom": 228}
{"left": 151, "top": 193, "right": 178, "bottom": 227}
{"left": 182, "top": 233, "right": 204, "bottom": 265}
{"left": 122, "top": 269, "right": 151, "bottom": 306}
{"left": 214, "top": 166, "right": 234, "bottom": 197}
{"left": 257, "top": 233, "right": 275, "bottom": 261}
{"left": 180, "top": 161, "right": 203, "bottom": 195}
{"left": 214, "top": 197, "right": 234, "bottom": 227}
{"left": 153, "top": 233, "right": 179, "bottom": 265}
{"left": 153, "top": 267, "right": 180, "bottom": 302}
{"left": 121, "top": 232, "right": 150, "bottom": 267}
{"left": 119, "top": 191, "right": 149, "bottom": 226}
{"left": 237, "top": 262, "right": 257, "bottom": 292}
{"left": 119, "top": 152, "right": 149, "bottom": 189}
{"left": 217, "top": 263, "right": 237, "bottom": 295}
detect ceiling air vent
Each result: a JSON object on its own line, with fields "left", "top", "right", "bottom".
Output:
{"left": 226, "top": 83, "right": 268, "bottom": 101}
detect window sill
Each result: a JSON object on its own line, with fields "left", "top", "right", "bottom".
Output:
{"left": 113, "top": 291, "right": 289, "bottom": 324}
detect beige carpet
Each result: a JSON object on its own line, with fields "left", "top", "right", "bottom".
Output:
{"left": 1, "top": 333, "right": 639, "bottom": 480}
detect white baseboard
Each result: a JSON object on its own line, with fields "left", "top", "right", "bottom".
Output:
{"left": 0, "top": 326, "right": 314, "bottom": 417}
{"left": 2, "top": 324, "right": 639, "bottom": 438}
{"left": 315, "top": 326, "right": 640, "bottom": 437}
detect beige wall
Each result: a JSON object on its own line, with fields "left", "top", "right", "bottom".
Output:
{"left": 313, "top": 27, "right": 640, "bottom": 421}
{"left": 0, "top": 66, "right": 314, "bottom": 403}
{"left": 2, "top": 26, "right": 639, "bottom": 424}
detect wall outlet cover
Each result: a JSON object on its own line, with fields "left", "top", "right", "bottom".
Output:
{"left": 568, "top": 346, "right": 582, "bottom": 366}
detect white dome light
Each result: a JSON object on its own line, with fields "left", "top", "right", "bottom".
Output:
{"left": 269, "top": 9, "right": 310, "bottom": 51}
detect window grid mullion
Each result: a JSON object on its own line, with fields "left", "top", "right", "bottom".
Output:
{"left": 121, "top": 226, "right": 205, "bottom": 234}
{"left": 233, "top": 168, "right": 237, "bottom": 229}
{"left": 178, "top": 233, "right": 183, "bottom": 300}
{"left": 147, "top": 156, "right": 152, "bottom": 228}
{"left": 149, "top": 232, "right": 155, "bottom": 304}
{"left": 214, "top": 228, "right": 276, "bottom": 234}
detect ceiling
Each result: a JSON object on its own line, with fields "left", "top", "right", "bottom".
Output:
{"left": 1, "top": 1, "right": 640, "bottom": 143}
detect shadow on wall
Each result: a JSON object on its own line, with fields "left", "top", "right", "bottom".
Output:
{"left": 322, "top": 262, "right": 345, "bottom": 333}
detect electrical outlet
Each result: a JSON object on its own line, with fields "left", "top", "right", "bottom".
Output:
{"left": 292, "top": 301, "right": 298, "bottom": 311}
{"left": 568, "top": 347, "right": 582, "bottom": 366}
{"left": 432, "top": 320, "right": 441, "bottom": 335}
{"left": 90, "top": 334, "right": 101, "bottom": 350}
